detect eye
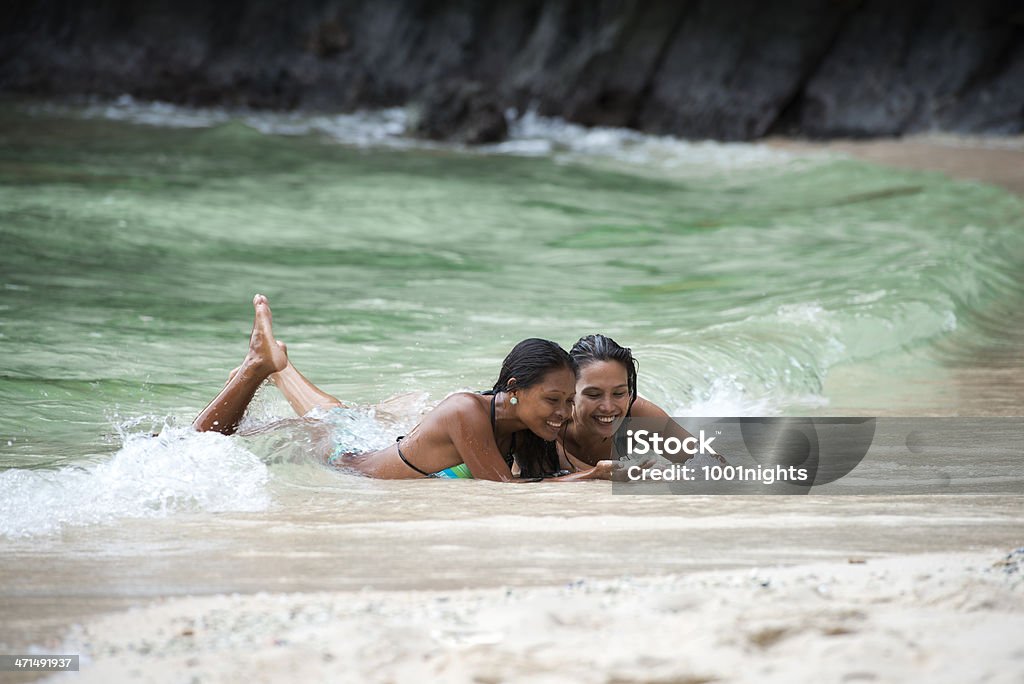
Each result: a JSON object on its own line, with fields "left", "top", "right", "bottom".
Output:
{"left": 613, "top": 391, "right": 627, "bottom": 398}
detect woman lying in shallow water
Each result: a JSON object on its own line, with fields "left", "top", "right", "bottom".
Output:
{"left": 191, "top": 295, "right": 614, "bottom": 481}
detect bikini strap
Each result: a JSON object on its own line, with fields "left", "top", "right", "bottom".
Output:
{"left": 395, "top": 437, "right": 432, "bottom": 477}
{"left": 490, "top": 394, "right": 515, "bottom": 468}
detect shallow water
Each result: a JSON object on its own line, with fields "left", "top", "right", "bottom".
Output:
{"left": 1, "top": 99, "right": 1022, "bottom": 650}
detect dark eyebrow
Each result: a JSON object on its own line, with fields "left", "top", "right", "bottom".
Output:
{"left": 582, "top": 384, "right": 629, "bottom": 391}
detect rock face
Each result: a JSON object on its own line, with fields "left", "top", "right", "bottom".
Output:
{"left": 1, "top": 0, "right": 1021, "bottom": 141}
{"left": 411, "top": 81, "right": 508, "bottom": 144}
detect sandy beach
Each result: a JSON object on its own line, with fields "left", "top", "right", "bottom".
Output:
{"left": 767, "top": 134, "right": 1024, "bottom": 197}
{"left": 45, "top": 549, "right": 1024, "bottom": 684}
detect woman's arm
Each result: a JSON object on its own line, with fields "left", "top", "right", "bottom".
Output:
{"left": 440, "top": 394, "right": 518, "bottom": 482}
{"left": 543, "top": 460, "right": 615, "bottom": 481}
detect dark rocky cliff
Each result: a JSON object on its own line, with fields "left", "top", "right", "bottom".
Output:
{"left": 2, "top": 0, "right": 1021, "bottom": 140}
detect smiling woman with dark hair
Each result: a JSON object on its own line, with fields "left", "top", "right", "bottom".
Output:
{"left": 558, "top": 333, "right": 708, "bottom": 470}
{"left": 190, "top": 295, "right": 615, "bottom": 482}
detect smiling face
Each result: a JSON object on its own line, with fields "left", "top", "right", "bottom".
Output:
{"left": 513, "top": 366, "right": 576, "bottom": 440}
{"left": 573, "top": 360, "right": 632, "bottom": 438}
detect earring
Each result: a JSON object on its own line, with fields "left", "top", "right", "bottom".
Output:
{"left": 509, "top": 396, "right": 518, "bottom": 406}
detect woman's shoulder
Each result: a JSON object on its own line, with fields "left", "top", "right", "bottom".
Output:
{"left": 630, "top": 396, "right": 670, "bottom": 419}
{"left": 413, "top": 392, "right": 493, "bottom": 446}
{"left": 436, "top": 391, "right": 490, "bottom": 416}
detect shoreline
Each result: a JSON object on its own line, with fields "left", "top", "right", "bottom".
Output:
{"left": 767, "top": 134, "right": 1024, "bottom": 196}
{"left": 48, "top": 548, "right": 1024, "bottom": 683}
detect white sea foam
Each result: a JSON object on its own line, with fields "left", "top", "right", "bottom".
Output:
{"left": 90, "top": 95, "right": 232, "bottom": 128}
{"left": 497, "top": 109, "right": 802, "bottom": 172}
{"left": 0, "top": 427, "right": 269, "bottom": 538}
{"left": 42, "top": 97, "right": 808, "bottom": 173}
{"left": 665, "top": 373, "right": 831, "bottom": 417}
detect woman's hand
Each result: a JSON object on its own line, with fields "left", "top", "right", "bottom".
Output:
{"left": 583, "top": 458, "right": 661, "bottom": 481}
{"left": 592, "top": 460, "right": 616, "bottom": 480}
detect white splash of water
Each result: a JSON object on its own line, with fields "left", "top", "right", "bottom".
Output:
{"left": 0, "top": 427, "right": 269, "bottom": 538}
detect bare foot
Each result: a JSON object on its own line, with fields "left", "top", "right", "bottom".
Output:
{"left": 268, "top": 344, "right": 290, "bottom": 385}
{"left": 228, "top": 340, "right": 286, "bottom": 384}
{"left": 240, "top": 294, "right": 288, "bottom": 376}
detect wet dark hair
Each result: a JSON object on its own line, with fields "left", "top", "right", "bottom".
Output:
{"left": 569, "top": 334, "right": 639, "bottom": 412}
{"left": 489, "top": 338, "right": 575, "bottom": 395}
{"left": 483, "top": 338, "right": 575, "bottom": 479}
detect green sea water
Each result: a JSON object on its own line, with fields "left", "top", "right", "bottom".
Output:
{"left": 0, "top": 100, "right": 1022, "bottom": 533}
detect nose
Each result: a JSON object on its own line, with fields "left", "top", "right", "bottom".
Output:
{"left": 598, "top": 395, "right": 615, "bottom": 413}
{"left": 555, "top": 400, "right": 571, "bottom": 420}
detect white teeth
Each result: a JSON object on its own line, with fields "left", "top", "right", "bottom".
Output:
{"left": 546, "top": 421, "right": 562, "bottom": 428}
{"left": 596, "top": 416, "right": 616, "bottom": 423}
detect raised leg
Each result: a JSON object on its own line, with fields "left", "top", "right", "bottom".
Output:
{"left": 271, "top": 362, "right": 346, "bottom": 416}
{"left": 192, "top": 294, "right": 288, "bottom": 435}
